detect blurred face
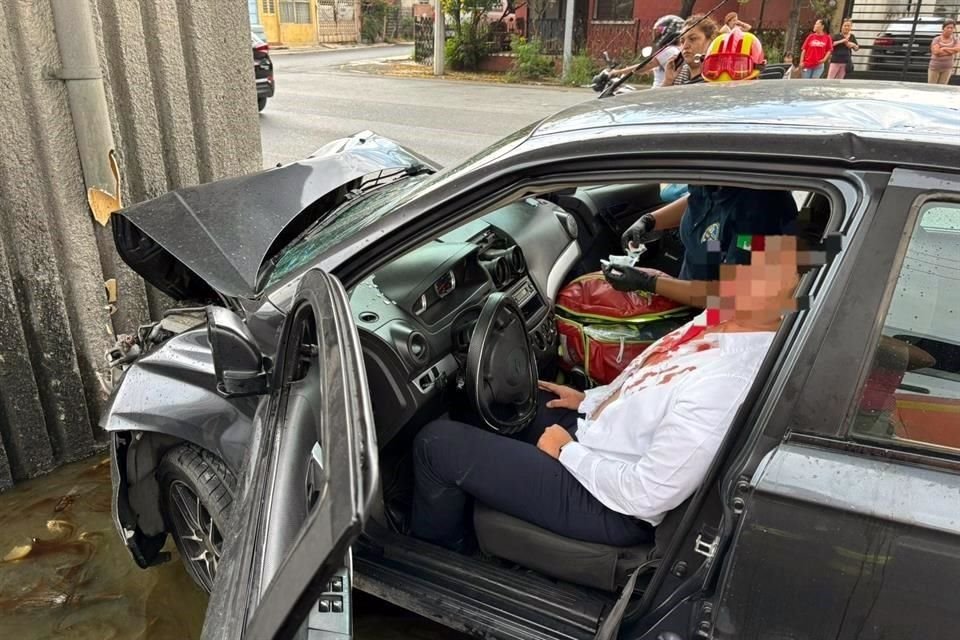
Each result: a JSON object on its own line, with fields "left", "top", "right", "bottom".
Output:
{"left": 727, "top": 13, "right": 738, "bottom": 26}
{"left": 842, "top": 21, "right": 853, "bottom": 35}
{"left": 814, "top": 19, "right": 824, "bottom": 34}
{"left": 711, "top": 236, "right": 801, "bottom": 322}
{"left": 680, "top": 28, "right": 711, "bottom": 65}
{"left": 945, "top": 22, "right": 956, "bottom": 37}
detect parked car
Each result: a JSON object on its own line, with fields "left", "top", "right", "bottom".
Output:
{"left": 252, "top": 31, "right": 274, "bottom": 112}
{"left": 103, "top": 82, "right": 960, "bottom": 640}
{"left": 867, "top": 15, "right": 945, "bottom": 75}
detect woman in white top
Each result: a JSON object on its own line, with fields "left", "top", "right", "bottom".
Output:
{"left": 410, "top": 236, "right": 801, "bottom": 552}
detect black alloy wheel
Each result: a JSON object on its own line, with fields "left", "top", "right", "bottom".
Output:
{"left": 158, "top": 443, "right": 236, "bottom": 593}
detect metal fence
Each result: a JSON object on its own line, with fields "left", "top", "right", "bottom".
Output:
{"left": 527, "top": 17, "right": 588, "bottom": 55}
{"left": 414, "top": 17, "right": 434, "bottom": 63}
{"left": 845, "top": 0, "right": 960, "bottom": 81}
{"left": 585, "top": 20, "right": 655, "bottom": 61}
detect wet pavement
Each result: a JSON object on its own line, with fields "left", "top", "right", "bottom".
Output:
{"left": 0, "top": 455, "right": 465, "bottom": 639}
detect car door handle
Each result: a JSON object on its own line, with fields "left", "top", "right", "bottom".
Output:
{"left": 898, "top": 383, "right": 930, "bottom": 394}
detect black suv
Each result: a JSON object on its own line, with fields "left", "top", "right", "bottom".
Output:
{"left": 252, "top": 31, "right": 274, "bottom": 112}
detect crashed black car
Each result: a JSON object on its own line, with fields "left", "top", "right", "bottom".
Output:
{"left": 103, "top": 82, "right": 960, "bottom": 640}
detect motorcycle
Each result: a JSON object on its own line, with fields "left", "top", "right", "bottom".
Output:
{"left": 589, "top": 51, "right": 638, "bottom": 95}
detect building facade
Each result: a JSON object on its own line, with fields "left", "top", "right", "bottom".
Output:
{"left": 258, "top": 0, "right": 360, "bottom": 46}
{"left": 585, "top": 0, "right": 818, "bottom": 59}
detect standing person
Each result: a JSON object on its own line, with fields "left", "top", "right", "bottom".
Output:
{"left": 828, "top": 19, "right": 859, "bottom": 79}
{"left": 929, "top": 19, "right": 959, "bottom": 85}
{"left": 799, "top": 18, "right": 833, "bottom": 79}
{"left": 719, "top": 11, "right": 752, "bottom": 34}
{"left": 610, "top": 15, "right": 684, "bottom": 87}
{"left": 671, "top": 14, "right": 719, "bottom": 85}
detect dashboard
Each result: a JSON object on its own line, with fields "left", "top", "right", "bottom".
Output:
{"left": 349, "top": 197, "right": 582, "bottom": 445}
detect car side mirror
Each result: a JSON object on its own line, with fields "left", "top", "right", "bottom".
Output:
{"left": 206, "top": 306, "right": 270, "bottom": 397}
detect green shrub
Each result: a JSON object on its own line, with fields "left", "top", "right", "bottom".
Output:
{"left": 446, "top": 32, "right": 488, "bottom": 70}
{"left": 361, "top": 0, "right": 388, "bottom": 43}
{"left": 564, "top": 52, "right": 597, "bottom": 86}
{"left": 508, "top": 37, "right": 555, "bottom": 81}
{"left": 442, "top": 0, "right": 498, "bottom": 70}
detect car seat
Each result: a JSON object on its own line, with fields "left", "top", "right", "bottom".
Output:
{"left": 472, "top": 497, "right": 691, "bottom": 592}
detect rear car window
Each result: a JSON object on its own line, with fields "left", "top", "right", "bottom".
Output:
{"left": 851, "top": 202, "right": 960, "bottom": 454}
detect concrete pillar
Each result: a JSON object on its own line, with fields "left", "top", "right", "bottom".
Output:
{"left": 0, "top": 0, "right": 261, "bottom": 490}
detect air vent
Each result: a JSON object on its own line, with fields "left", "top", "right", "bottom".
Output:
{"left": 389, "top": 322, "right": 430, "bottom": 367}
{"left": 555, "top": 211, "right": 578, "bottom": 240}
{"left": 509, "top": 246, "right": 524, "bottom": 274}
{"left": 408, "top": 332, "right": 429, "bottom": 364}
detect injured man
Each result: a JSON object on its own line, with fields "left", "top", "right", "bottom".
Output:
{"left": 411, "top": 235, "right": 804, "bottom": 553}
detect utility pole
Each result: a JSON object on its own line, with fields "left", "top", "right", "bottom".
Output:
{"left": 561, "top": 0, "right": 575, "bottom": 80}
{"left": 434, "top": 0, "right": 445, "bottom": 75}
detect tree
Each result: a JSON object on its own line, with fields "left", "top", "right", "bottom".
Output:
{"left": 783, "top": 0, "right": 803, "bottom": 58}
{"left": 442, "top": 0, "right": 501, "bottom": 70}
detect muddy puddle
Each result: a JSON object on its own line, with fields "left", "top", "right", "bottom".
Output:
{"left": 0, "top": 455, "right": 464, "bottom": 639}
{"left": 0, "top": 456, "right": 207, "bottom": 639}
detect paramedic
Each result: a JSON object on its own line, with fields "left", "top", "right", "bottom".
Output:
{"left": 605, "top": 30, "right": 798, "bottom": 306}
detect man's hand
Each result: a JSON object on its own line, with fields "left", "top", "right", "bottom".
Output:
{"left": 537, "top": 425, "right": 574, "bottom": 460}
{"left": 621, "top": 213, "right": 660, "bottom": 251}
{"left": 538, "top": 380, "right": 585, "bottom": 410}
{"left": 602, "top": 263, "right": 659, "bottom": 293}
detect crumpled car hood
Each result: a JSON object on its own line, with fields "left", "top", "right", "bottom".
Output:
{"left": 113, "top": 131, "right": 435, "bottom": 300}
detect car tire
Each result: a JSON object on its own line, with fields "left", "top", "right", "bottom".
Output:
{"left": 157, "top": 443, "right": 236, "bottom": 593}
{"left": 258, "top": 96, "right": 267, "bottom": 112}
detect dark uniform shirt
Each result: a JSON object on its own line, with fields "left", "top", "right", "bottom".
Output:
{"left": 678, "top": 186, "right": 799, "bottom": 281}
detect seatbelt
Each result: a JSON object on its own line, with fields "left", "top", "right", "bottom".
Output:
{"left": 594, "top": 563, "right": 646, "bottom": 640}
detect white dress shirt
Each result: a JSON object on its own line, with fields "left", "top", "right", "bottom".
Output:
{"left": 558, "top": 313, "right": 774, "bottom": 526}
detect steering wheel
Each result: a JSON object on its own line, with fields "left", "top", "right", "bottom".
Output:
{"left": 465, "top": 293, "right": 538, "bottom": 435}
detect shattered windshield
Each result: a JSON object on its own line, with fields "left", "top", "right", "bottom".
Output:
{"left": 264, "top": 173, "right": 430, "bottom": 287}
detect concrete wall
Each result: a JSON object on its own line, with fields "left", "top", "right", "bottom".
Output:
{"left": 0, "top": 0, "right": 261, "bottom": 490}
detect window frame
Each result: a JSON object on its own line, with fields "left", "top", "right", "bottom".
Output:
{"left": 772, "top": 168, "right": 960, "bottom": 467}
{"left": 592, "top": 0, "right": 634, "bottom": 23}
{"left": 279, "top": 0, "right": 312, "bottom": 24}
{"left": 847, "top": 195, "right": 960, "bottom": 458}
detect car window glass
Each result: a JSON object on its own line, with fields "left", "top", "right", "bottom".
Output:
{"left": 851, "top": 201, "right": 960, "bottom": 454}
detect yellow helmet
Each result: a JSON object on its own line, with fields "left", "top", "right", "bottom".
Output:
{"left": 702, "top": 29, "right": 766, "bottom": 82}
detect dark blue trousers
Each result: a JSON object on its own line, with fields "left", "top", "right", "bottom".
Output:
{"left": 411, "top": 391, "right": 654, "bottom": 552}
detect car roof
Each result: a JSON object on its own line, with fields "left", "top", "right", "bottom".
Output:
{"left": 532, "top": 80, "right": 960, "bottom": 139}
{"left": 531, "top": 82, "right": 960, "bottom": 144}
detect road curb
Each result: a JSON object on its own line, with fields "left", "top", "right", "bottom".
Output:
{"left": 270, "top": 42, "right": 412, "bottom": 56}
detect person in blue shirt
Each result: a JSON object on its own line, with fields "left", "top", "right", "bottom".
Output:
{"left": 603, "top": 186, "right": 799, "bottom": 306}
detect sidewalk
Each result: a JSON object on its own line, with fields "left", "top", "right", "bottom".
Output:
{"left": 270, "top": 41, "right": 412, "bottom": 55}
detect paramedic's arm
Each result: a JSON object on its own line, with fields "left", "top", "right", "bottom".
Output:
{"left": 558, "top": 373, "right": 753, "bottom": 520}
{"left": 602, "top": 265, "right": 709, "bottom": 308}
{"left": 650, "top": 194, "right": 688, "bottom": 230}
{"left": 653, "top": 276, "right": 709, "bottom": 307}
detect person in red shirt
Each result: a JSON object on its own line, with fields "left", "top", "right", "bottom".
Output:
{"left": 800, "top": 18, "right": 833, "bottom": 78}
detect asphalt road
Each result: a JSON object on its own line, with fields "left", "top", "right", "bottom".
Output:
{"left": 259, "top": 45, "right": 588, "bottom": 169}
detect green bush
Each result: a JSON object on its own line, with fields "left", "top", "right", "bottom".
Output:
{"left": 564, "top": 52, "right": 597, "bottom": 86}
{"left": 446, "top": 32, "right": 488, "bottom": 70}
{"left": 508, "top": 37, "right": 555, "bottom": 81}
{"left": 361, "top": 0, "right": 388, "bottom": 43}
{"left": 442, "top": 0, "right": 498, "bottom": 71}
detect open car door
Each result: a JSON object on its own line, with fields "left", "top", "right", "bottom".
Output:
{"left": 202, "top": 268, "right": 378, "bottom": 640}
